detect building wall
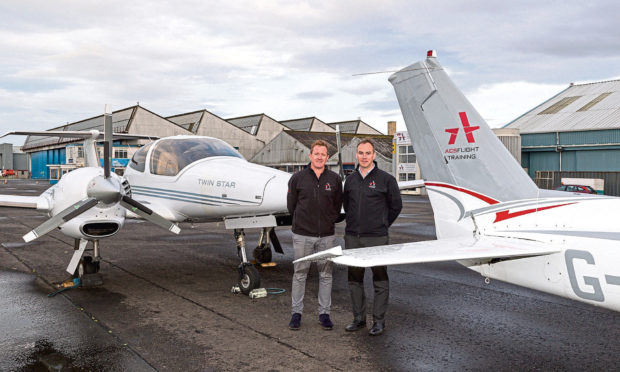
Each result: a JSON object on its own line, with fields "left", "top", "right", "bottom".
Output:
{"left": 521, "top": 129, "right": 620, "bottom": 178}
{"left": 31, "top": 149, "right": 66, "bottom": 179}
{"left": 356, "top": 122, "right": 383, "bottom": 135}
{"left": 128, "top": 108, "right": 191, "bottom": 139}
{"left": 0, "top": 143, "right": 12, "bottom": 169}
{"left": 310, "top": 119, "right": 335, "bottom": 132}
{"left": 251, "top": 132, "right": 310, "bottom": 167}
{"left": 255, "top": 116, "right": 288, "bottom": 148}
{"left": 195, "top": 111, "right": 264, "bottom": 159}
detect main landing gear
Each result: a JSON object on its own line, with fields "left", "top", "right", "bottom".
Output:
{"left": 233, "top": 226, "right": 284, "bottom": 295}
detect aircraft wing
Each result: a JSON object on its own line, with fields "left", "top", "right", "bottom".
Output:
{"left": 0, "top": 195, "right": 50, "bottom": 210}
{"left": 397, "top": 179, "right": 425, "bottom": 190}
{"left": 294, "top": 235, "right": 560, "bottom": 267}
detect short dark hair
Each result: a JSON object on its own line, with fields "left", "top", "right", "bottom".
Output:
{"left": 310, "top": 139, "right": 329, "bottom": 154}
{"left": 357, "top": 139, "right": 375, "bottom": 151}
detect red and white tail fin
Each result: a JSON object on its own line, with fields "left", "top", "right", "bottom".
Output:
{"left": 389, "top": 52, "right": 540, "bottom": 238}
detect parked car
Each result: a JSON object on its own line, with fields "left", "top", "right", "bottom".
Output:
{"left": 555, "top": 184, "right": 597, "bottom": 194}
{"left": 1, "top": 169, "right": 15, "bottom": 177}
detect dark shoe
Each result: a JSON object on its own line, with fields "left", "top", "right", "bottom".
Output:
{"left": 345, "top": 319, "right": 367, "bottom": 332}
{"left": 319, "top": 314, "right": 333, "bottom": 330}
{"left": 289, "top": 313, "right": 301, "bottom": 330}
{"left": 368, "top": 322, "right": 384, "bottom": 336}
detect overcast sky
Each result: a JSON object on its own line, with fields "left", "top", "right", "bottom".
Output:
{"left": 2, "top": 0, "right": 619, "bottom": 146}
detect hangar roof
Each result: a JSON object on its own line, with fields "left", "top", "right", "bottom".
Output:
{"left": 280, "top": 117, "right": 315, "bottom": 131}
{"left": 227, "top": 114, "right": 269, "bottom": 135}
{"left": 327, "top": 120, "right": 383, "bottom": 135}
{"left": 505, "top": 79, "right": 620, "bottom": 133}
{"left": 166, "top": 110, "right": 206, "bottom": 133}
{"left": 22, "top": 105, "right": 186, "bottom": 151}
{"left": 285, "top": 130, "right": 393, "bottom": 158}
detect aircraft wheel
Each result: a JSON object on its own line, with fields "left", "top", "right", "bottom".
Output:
{"left": 238, "top": 265, "right": 260, "bottom": 295}
{"left": 253, "top": 245, "right": 272, "bottom": 264}
{"left": 78, "top": 256, "right": 100, "bottom": 277}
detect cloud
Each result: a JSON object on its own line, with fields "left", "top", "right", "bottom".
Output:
{"left": 1, "top": 0, "right": 620, "bottom": 145}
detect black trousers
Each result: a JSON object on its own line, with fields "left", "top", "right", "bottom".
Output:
{"left": 344, "top": 235, "right": 389, "bottom": 323}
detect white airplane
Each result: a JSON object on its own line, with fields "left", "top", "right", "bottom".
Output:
{"left": 296, "top": 51, "right": 620, "bottom": 313}
{"left": 1, "top": 115, "right": 291, "bottom": 294}
{"left": 0, "top": 114, "right": 181, "bottom": 278}
{"left": 121, "top": 134, "right": 291, "bottom": 293}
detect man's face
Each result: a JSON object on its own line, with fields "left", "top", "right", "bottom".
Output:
{"left": 356, "top": 142, "right": 376, "bottom": 169}
{"left": 309, "top": 145, "right": 328, "bottom": 170}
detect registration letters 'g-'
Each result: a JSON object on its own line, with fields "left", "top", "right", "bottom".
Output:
{"left": 565, "top": 249, "right": 604, "bottom": 302}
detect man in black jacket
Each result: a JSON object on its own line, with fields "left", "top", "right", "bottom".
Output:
{"left": 287, "top": 140, "right": 342, "bottom": 330}
{"left": 343, "top": 139, "right": 402, "bottom": 336}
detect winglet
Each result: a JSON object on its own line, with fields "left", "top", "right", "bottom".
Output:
{"left": 170, "top": 224, "right": 181, "bottom": 234}
{"left": 293, "top": 245, "right": 343, "bottom": 264}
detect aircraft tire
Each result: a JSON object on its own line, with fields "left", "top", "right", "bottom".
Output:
{"left": 239, "top": 265, "right": 260, "bottom": 295}
{"left": 77, "top": 256, "right": 100, "bottom": 277}
{"left": 253, "top": 245, "right": 272, "bottom": 264}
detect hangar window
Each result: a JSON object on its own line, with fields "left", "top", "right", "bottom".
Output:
{"left": 149, "top": 137, "right": 243, "bottom": 176}
{"left": 538, "top": 96, "right": 581, "bottom": 115}
{"left": 129, "top": 142, "right": 154, "bottom": 172}
{"left": 577, "top": 92, "right": 612, "bottom": 112}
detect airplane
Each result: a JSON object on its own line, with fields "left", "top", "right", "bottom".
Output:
{"left": 121, "top": 134, "right": 292, "bottom": 294}
{"left": 0, "top": 114, "right": 183, "bottom": 279}
{"left": 296, "top": 50, "right": 620, "bottom": 313}
{"left": 0, "top": 114, "right": 292, "bottom": 294}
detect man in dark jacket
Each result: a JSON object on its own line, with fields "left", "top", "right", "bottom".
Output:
{"left": 343, "top": 139, "right": 402, "bottom": 336}
{"left": 287, "top": 140, "right": 342, "bottom": 330}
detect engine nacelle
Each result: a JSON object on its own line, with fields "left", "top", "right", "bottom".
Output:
{"left": 58, "top": 204, "right": 126, "bottom": 239}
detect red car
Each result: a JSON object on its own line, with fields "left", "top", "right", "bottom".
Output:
{"left": 555, "top": 184, "right": 597, "bottom": 194}
{"left": 1, "top": 169, "right": 15, "bottom": 177}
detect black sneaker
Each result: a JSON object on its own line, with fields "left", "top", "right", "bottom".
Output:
{"left": 289, "top": 313, "right": 302, "bottom": 330}
{"left": 319, "top": 314, "right": 333, "bottom": 330}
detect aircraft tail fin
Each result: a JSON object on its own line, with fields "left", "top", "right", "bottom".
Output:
{"left": 389, "top": 52, "right": 540, "bottom": 238}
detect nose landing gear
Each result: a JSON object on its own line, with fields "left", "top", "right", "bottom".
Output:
{"left": 234, "top": 229, "right": 261, "bottom": 295}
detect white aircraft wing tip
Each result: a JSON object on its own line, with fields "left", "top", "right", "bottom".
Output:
{"left": 23, "top": 231, "right": 37, "bottom": 243}
{"left": 293, "top": 245, "right": 343, "bottom": 264}
{"left": 170, "top": 224, "right": 181, "bottom": 234}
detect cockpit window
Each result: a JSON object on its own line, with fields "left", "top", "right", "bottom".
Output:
{"left": 128, "top": 142, "right": 154, "bottom": 172}
{"left": 150, "top": 137, "right": 243, "bottom": 176}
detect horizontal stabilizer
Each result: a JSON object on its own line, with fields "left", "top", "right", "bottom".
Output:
{"left": 294, "top": 236, "right": 560, "bottom": 267}
{"left": 398, "top": 179, "right": 425, "bottom": 190}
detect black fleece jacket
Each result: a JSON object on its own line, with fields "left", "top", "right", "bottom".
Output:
{"left": 287, "top": 166, "right": 342, "bottom": 237}
{"left": 343, "top": 163, "right": 402, "bottom": 237}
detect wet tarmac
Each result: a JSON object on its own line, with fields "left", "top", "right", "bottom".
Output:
{"left": 1, "top": 179, "right": 620, "bottom": 371}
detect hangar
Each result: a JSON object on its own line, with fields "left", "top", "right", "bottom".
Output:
{"left": 21, "top": 105, "right": 190, "bottom": 181}
{"left": 18, "top": 105, "right": 388, "bottom": 181}
{"left": 250, "top": 130, "right": 393, "bottom": 175}
{"left": 505, "top": 79, "right": 620, "bottom": 195}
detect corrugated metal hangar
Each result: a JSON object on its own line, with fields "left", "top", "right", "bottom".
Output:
{"left": 16, "top": 104, "right": 387, "bottom": 181}
{"left": 506, "top": 79, "right": 620, "bottom": 195}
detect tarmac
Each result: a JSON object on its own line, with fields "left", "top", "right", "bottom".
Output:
{"left": 1, "top": 179, "right": 620, "bottom": 371}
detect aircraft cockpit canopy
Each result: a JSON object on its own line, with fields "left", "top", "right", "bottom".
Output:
{"left": 129, "top": 137, "right": 243, "bottom": 176}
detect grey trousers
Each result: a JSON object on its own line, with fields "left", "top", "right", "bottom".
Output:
{"left": 345, "top": 234, "right": 390, "bottom": 323}
{"left": 291, "top": 233, "right": 336, "bottom": 315}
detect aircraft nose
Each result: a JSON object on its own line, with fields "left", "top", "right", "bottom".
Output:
{"left": 261, "top": 172, "right": 290, "bottom": 212}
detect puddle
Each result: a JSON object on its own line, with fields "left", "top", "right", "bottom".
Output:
{"left": 15, "top": 339, "right": 85, "bottom": 372}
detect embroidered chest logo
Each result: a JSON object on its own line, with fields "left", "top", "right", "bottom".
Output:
{"left": 324, "top": 183, "right": 332, "bottom": 191}
{"left": 369, "top": 181, "right": 376, "bottom": 189}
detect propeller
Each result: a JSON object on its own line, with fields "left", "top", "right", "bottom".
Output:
{"left": 22, "top": 108, "right": 180, "bottom": 242}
